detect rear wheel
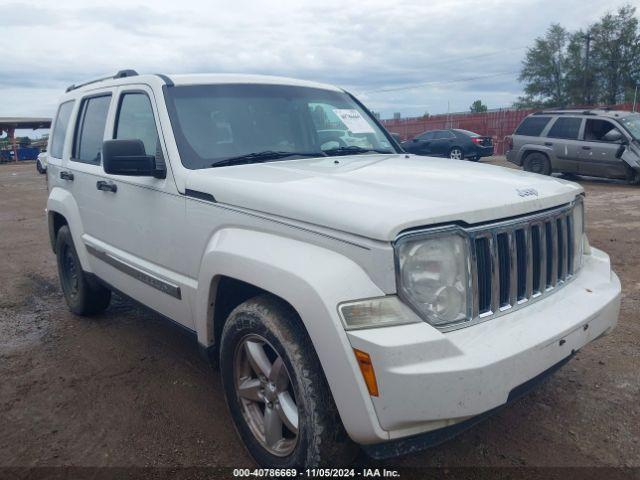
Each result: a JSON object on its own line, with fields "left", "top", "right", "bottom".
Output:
{"left": 523, "top": 152, "right": 551, "bottom": 175}
{"left": 219, "top": 294, "right": 356, "bottom": 468}
{"left": 449, "top": 147, "right": 464, "bottom": 160}
{"left": 55, "top": 225, "right": 111, "bottom": 315}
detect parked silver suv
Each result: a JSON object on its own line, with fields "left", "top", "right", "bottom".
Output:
{"left": 506, "top": 110, "right": 640, "bottom": 184}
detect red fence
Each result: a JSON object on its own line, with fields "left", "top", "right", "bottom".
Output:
{"left": 381, "top": 103, "right": 634, "bottom": 155}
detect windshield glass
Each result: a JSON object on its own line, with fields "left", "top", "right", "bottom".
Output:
{"left": 164, "top": 83, "right": 397, "bottom": 169}
{"left": 620, "top": 114, "right": 640, "bottom": 140}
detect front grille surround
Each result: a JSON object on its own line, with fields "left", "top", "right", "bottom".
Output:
{"left": 394, "top": 198, "right": 584, "bottom": 332}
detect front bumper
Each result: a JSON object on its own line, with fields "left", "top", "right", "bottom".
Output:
{"left": 346, "top": 247, "right": 620, "bottom": 443}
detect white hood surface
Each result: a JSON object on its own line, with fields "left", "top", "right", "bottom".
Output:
{"left": 186, "top": 154, "right": 583, "bottom": 241}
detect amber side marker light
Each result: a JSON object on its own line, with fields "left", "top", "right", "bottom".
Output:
{"left": 353, "top": 349, "right": 379, "bottom": 397}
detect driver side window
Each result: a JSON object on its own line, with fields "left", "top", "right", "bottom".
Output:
{"left": 418, "top": 131, "right": 434, "bottom": 141}
{"left": 584, "top": 119, "right": 622, "bottom": 143}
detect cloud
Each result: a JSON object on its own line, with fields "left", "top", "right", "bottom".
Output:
{"left": 0, "top": 0, "right": 632, "bottom": 120}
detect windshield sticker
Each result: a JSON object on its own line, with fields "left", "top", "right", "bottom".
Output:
{"left": 333, "top": 109, "right": 375, "bottom": 134}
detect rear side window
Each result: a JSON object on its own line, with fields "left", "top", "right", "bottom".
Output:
{"left": 515, "top": 116, "right": 551, "bottom": 136}
{"left": 547, "top": 117, "right": 582, "bottom": 140}
{"left": 73, "top": 95, "right": 111, "bottom": 164}
{"left": 114, "top": 93, "right": 159, "bottom": 156}
{"left": 49, "top": 101, "right": 74, "bottom": 159}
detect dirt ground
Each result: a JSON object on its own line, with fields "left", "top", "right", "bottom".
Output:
{"left": 0, "top": 158, "right": 638, "bottom": 471}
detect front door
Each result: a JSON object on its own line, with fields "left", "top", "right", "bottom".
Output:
{"left": 70, "top": 86, "right": 192, "bottom": 328}
{"left": 578, "top": 119, "right": 628, "bottom": 179}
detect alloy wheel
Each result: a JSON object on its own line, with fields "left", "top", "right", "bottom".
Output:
{"left": 234, "top": 334, "right": 299, "bottom": 456}
{"left": 450, "top": 148, "right": 463, "bottom": 160}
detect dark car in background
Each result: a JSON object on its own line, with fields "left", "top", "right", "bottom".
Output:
{"left": 401, "top": 128, "right": 494, "bottom": 161}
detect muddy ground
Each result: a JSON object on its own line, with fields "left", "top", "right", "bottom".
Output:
{"left": 0, "top": 158, "right": 638, "bottom": 471}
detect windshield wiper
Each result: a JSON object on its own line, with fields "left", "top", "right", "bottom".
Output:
{"left": 211, "top": 151, "right": 325, "bottom": 167}
{"left": 322, "top": 145, "right": 393, "bottom": 156}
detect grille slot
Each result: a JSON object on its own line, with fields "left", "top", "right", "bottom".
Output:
{"left": 474, "top": 237, "right": 492, "bottom": 314}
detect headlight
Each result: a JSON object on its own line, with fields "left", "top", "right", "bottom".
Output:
{"left": 395, "top": 232, "right": 470, "bottom": 327}
{"left": 572, "top": 198, "right": 584, "bottom": 272}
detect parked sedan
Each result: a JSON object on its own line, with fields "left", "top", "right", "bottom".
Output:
{"left": 401, "top": 128, "right": 494, "bottom": 161}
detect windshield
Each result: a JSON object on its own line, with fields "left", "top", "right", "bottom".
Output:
{"left": 164, "top": 83, "right": 397, "bottom": 169}
{"left": 620, "top": 114, "right": 640, "bottom": 141}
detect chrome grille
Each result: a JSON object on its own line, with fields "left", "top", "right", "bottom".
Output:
{"left": 470, "top": 203, "right": 578, "bottom": 320}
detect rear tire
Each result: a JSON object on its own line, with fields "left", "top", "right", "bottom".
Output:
{"left": 55, "top": 225, "right": 111, "bottom": 315}
{"left": 523, "top": 152, "right": 551, "bottom": 175}
{"left": 219, "top": 294, "right": 357, "bottom": 468}
{"left": 449, "top": 147, "right": 464, "bottom": 160}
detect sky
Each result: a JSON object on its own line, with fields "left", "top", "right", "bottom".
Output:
{"left": 0, "top": 0, "right": 635, "bottom": 134}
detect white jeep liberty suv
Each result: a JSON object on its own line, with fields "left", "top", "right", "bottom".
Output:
{"left": 46, "top": 70, "right": 621, "bottom": 467}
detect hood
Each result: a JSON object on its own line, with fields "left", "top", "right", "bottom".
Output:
{"left": 185, "top": 154, "right": 583, "bottom": 241}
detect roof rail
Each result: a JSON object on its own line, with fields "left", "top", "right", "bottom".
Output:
{"left": 532, "top": 109, "right": 597, "bottom": 116}
{"left": 65, "top": 69, "right": 139, "bottom": 93}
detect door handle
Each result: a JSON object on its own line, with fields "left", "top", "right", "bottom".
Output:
{"left": 544, "top": 142, "right": 553, "bottom": 146}
{"left": 582, "top": 146, "right": 591, "bottom": 150}
{"left": 60, "top": 171, "right": 74, "bottom": 181}
{"left": 96, "top": 180, "right": 117, "bottom": 193}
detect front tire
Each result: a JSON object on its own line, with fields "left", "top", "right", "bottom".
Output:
{"left": 219, "top": 295, "right": 356, "bottom": 468}
{"left": 523, "top": 152, "right": 551, "bottom": 175}
{"left": 55, "top": 225, "right": 111, "bottom": 315}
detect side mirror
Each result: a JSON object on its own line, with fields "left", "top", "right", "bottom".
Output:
{"left": 602, "top": 129, "right": 624, "bottom": 143}
{"left": 102, "top": 139, "right": 165, "bottom": 178}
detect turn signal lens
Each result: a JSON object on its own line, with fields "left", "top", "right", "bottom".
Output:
{"left": 353, "top": 349, "right": 379, "bottom": 397}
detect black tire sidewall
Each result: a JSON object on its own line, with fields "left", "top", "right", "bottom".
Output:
{"left": 55, "top": 226, "right": 110, "bottom": 315}
{"left": 524, "top": 153, "right": 551, "bottom": 175}
{"left": 449, "top": 147, "right": 463, "bottom": 159}
{"left": 219, "top": 298, "right": 329, "bottom": 468}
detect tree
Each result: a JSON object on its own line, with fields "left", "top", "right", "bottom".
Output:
{"left": 590, "top": 5, "right": 640, "bottom": 104}
{"left": 518, "top": 24, "right": 570, "bottom": 107}
{"left": 469, "top": 100, "right": 487, "bottom": 113}
{"left": 517, "top": 5, "right": 640, "bottom": 108}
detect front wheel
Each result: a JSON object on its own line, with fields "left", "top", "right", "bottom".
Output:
{"left": 219, "top": 295, "right": 356, "bottom": 468}
{"left": 449, "top": 147, "right": 464, "bottom": 160}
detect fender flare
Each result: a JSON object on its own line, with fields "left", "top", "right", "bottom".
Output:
{"left": 195, "top": 227, "right": 390, "bottom": 443}
{"left": 47, "top": 186, "right": 93, "bottom": 272}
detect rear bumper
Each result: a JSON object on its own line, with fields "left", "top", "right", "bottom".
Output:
{"left": 346, "top": 248, "right": 620, "bottom": 444}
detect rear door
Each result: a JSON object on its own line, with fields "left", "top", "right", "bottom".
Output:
{"left": 430, "top": 130, "right": 455, "bottom": 156}
{"left": 545, "top": 116, "right": 583, "bottom": 173}
{"left": 578, "top": 119, "right": 628, "bottom": 179}
{"left": 410, "top": 131, "right": 435, "bottom": 155}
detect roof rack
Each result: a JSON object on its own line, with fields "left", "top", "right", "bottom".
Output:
{"left": 532, "top": 109, "right": 598, "bottom": 116}
{"left": 65, "top": 69, "right": 139, "bottom": 93}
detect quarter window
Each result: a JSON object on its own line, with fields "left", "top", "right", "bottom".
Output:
{"left": 114, "top": 93, "right": 159, "bottom": 156}
{"left": 547, "top": 117, "right": 582, "bottom": 140}
{"left": 49, "top": 101, "right": 74, "bottom": 159}
{"left": 515, "top": 116, "right": 551, "bottom": 136}
{"left": 73, "top": 95, "right": 111, "bottom": 164}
